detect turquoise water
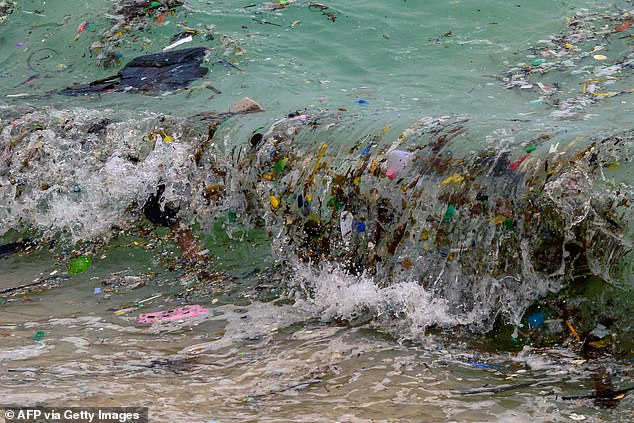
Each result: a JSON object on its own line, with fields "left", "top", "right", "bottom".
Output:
{"left": 1, "top": 0, "right": 633, "bottom": 421}
{"left": 1, "top": 0, "right": 632, "bottom": 121}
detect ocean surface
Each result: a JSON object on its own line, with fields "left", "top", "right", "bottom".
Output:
{"left": 1, "top": 0, "right": 633, "bottom": 422}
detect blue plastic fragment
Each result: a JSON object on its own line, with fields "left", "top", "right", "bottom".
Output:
{"left": 361, "top": 145, "right": 371, "bottom": 156}
{"left": 528, "top": 311, "right": 545, "bottom": 329}
{"left": 463, "top": 361, "right": 499, "bottom": 369}
{"left": 353, "top": 221, "right": 366, "bottom": 233}
{"left": 94, "top": 287, "right": 102, "bottom": 294}
{"left": 357, "top": 99, "right": 369, "bottom": 105}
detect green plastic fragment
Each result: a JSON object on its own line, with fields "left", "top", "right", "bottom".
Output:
{"left": 228, "top": 210, "right": 237, "bottom": 223}
{"left": 503, "top": 218, "right": 514, "bottom": 230}
{"left": 150, "top": 1, "right": 161, "bottom": 7}
{"left": 532, "top": 60, "right": 542, "bottom": 66}
{"left": 525, "top": 145, "right": 537, "bottom": 153}
{"left": 68, "top": 256, "right": 92, "bottom": 274}
{"left": 272, "top": 158, "right": 288, "bottom": 174}
{"left": 34, "top": 331, "right": 45, "bottom": 341}
{"left": 443, "top": 205, "right": 455, "bottom": 222}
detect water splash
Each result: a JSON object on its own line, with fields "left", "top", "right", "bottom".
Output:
{"left": 0, "top": 102, "right": 632, "bottom": 337}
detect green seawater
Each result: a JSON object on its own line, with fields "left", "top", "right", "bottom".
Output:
{"left": 0, "top": 0, "right": 631, "bottom": 122}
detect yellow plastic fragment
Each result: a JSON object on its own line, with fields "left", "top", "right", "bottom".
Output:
{"left": 489, "top": 216, "right": 506, "bottom": 224}
{"left": 160, "top": 130, "right": 173, "bottom": 143}
{"left": 269, "top": 195, "right": 279, "bottom": 208}
{"left": 588, "top": 338, "right": 611, "bottom": 348}
{"left": 308, "top": 143, "right": 328, "bottom": 187}
{"left": 441, "top": 174, "right": 464, "bottom": 185}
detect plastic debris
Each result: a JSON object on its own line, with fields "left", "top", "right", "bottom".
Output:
{"left": 353, "top": 221, "right": 365, "bottom": 233}
{"left": 442, "top": 205, "right": 456, "bottom": 222}
{"left": 589, "top": 323, "right": 610, "bottom": 339}
{"left": 0, "top": 239, "right": 32, "bottom": 259}
{"left": 357, "top": 99, "right": 369, "bottom": 105}
{"left": 33, "top": 331, "right": 45, "bottom": 341}
{"left": 94, "top": 287, "right": 102, "bottom": 294}
{"left": 269, "top": 195, "right": 280, "bottom": 209}
{"left": 614, "top": 20, "right": 633, "bottom": 32}
{"left": 500, "top": 8, "right": 634, "bottom": 116}
{"left": 68, "top": 256, "right": 92, "bottom": 274}
{"left": 527, "top": 311, "right": 545, "bottom": 329}
{"left": 566, "top": 321, "right": 580, "bottom": 340}
{"left": 588, "top": 338, "right": 611, "bottom": 349}
{"left": 385, "top": 150, "right": 414, "bottom": 181}
{"left": 441, "top": 173, "right": 465, "bottom": 185}
{"left": 340, "top": 211, "right": 353, "bottom": 241}
{"left": 137, "top": 304, "right": 209, "bottom": 324}
{"left": 163, "top": 35, "right": 193, "bottom": 51}
{"left": 74, "top": 21, "right": 89, "bottom": 41}
{"left": 61, "top": 47, "right": 210, "bottom": 95}
{"left": 463, "top": 361, "right": 500, "bottom": 370}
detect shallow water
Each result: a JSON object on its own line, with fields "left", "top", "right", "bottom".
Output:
{"left": 1, "top": 259, "right": 633, "bottom": 422}
{"left": 1, "top": 0, "right": 633, "bottom": 421}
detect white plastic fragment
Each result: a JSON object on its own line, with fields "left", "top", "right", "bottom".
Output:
{"left": 163, "top": 35, "right": 193, "bottom": 52}
{"left": 340, "top": 211, "right": 353, "bottom": 242}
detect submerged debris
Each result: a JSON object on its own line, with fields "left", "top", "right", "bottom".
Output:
{"left": 500, "top": 8, "right": 634, "bottom": 118}
{"left": 61, "top": 47, "right": 210, "bottom": 95}
{"left": 0, "top": 0, "right": 16, "bottom": 24}
{"left": 91, "top": 0, "right": 186, "bottom": 67}
{"left": 0, "top": 103, "right": 631, "bottom": 345}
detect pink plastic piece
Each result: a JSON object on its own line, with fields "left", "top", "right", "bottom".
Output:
{"left": 385, "top": 150, "right": 415, "bottom": 181}
{"left": 137, "top": 304, "right": 209, "bottom": 324}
